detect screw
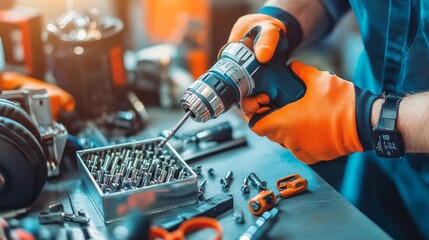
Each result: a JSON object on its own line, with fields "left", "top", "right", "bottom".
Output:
{"left": 220, "top": 171, "right": 233, "bottom": 188}
{"left": 192, "top": 165, "right": 202, "bottom": 175}
{"left": 178, "top": 167, "right": 187, "bottom": 179}
{"left": 197, "top": 180, "right": 207, "bottom": 200}
{"left": 208, "top": 168, "right": 215, "bottom": 176}
{"left": 248, "top": 172, "right": 267, "bottom": 191}
{"left": 166, "top": 167, "right": 176, "bottom": 182}
{"left": 240, "top": 177, "right": 250, "bottom": 194}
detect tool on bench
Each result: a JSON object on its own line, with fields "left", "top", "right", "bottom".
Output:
{"left": 158, "top": 32, "right": 306, "bottom": 148}
{"left": 181, "top": 121, "right": 233, "bottom": 145}
{"left": 248, "top": 174, "right": 307, "bottom": 216}
{"left": 161, "top": 121, "right": 247, "bottom": 162}
{"left": 152, "top": 193, "right": 233, "bottom": 231}
{"left": 150, "top": 217, "right": 222, "bottom": 240}
{"left": 68, "top": 194, "right": 92, "bottom": 240}
{"left": 38, "top": 203, "right": 90, "bottom": 225}
{"left": 239, "top": 207, "right": 279, "bottom": 240}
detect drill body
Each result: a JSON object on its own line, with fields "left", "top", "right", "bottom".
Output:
{"left": 181, "top": 41, "right": 305, "bottom": 123}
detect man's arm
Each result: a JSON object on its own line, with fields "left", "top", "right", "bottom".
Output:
{"left": 371, "top": 92, "right": 429, "bottom": 153}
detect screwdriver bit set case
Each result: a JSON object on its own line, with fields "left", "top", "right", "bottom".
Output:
{"left": 76, "top": 137, "right": 198, "bottom": 223}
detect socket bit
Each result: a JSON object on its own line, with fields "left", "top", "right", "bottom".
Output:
{"left": 220, "top": 170, "right": 233, "bottom": 188}
{"left": 248, "top": 172, "right": 267, "bottom": 191}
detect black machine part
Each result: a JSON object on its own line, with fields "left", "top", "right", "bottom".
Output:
{"left": 0, "top": 99, "right": 47, "bottom": 209}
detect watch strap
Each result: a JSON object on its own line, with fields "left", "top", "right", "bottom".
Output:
{"left": 376, "top": 92, "right": 405, "bottom": 130}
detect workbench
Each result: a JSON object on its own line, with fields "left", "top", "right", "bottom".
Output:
{"left": 27, "top": 107, "right": 390, "bottom": 239}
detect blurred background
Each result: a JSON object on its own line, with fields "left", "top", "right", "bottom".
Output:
{"left": 11, "top": 0, "right": 363, "bottom": 78}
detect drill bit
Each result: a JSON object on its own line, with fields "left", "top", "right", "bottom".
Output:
{"left": 158, "top": 111, "right": 192, "bottom": 148}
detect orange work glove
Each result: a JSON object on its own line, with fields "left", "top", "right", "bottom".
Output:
{"left": 228, "top": 6, "right": 303, "bottom": 64}
{"left": 240, "top": 61, "right": 380, "bottom": 164}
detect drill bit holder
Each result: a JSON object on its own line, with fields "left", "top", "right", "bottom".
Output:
{"left": 76, "top": 137, "right": 198, "bottom": 223}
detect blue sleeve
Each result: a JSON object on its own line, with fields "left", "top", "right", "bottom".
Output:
{"left": 319, "top": 0, "right": 351, "bottom": 23}
{"left": 354, "top": 86, "right": 381, "bottom": 151}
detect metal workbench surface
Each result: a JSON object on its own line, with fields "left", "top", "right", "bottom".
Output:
{"left": 28, "top": 107, "right": 390, "bottom": 240}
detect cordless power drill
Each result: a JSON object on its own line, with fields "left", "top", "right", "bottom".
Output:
{"left": 158, "top": 36, "right": 306, "bottom": 148}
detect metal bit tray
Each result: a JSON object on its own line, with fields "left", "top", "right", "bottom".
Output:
{"left": 76, "top": 137, "right": 198, "bottom": 223}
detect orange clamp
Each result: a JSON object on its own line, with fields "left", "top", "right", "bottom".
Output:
{"left": 248, "top": 190, "right": 277, "bottom": 216}
{"left": 276, "top": 174, "right": 308, "bottom": 199}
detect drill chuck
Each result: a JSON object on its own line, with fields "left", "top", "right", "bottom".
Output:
{"left": 181, "top": 42, "right": 259, "bottom": 122}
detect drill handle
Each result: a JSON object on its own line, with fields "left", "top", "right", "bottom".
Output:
{"left": 252, "top": 62, "right": 306, "bottom": 108}
{"left": 248, "top": 36, "right": 306, "bottom": 126}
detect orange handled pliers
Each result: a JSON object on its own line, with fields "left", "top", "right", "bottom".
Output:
{"left": 149, "top": 217, "right": 222, "bottom": 240}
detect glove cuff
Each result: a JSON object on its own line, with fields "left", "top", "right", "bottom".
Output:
{"left": 355, "top": 87, "right": 381, "bottom": 151}
{"left": 257, "top": 6, "right": 303, "bottom": 52}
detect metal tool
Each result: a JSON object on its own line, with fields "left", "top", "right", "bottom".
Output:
{"left": 220, "top": 170, "right": 233, "bottom": 188}
{"left": 38, "top": 212, "right": 90, "bottom": 224}
{"left": 158, "top": 35, "right": 306, "bottom": 147}
{"left": 248, "top": 174, "right": 308, "bottom": 216}
{"left": 182, "top": 121, "right": 233, "bottom": 145}
{"left": 68, "top": 194, "right": 92, "bottom": 239}
{"left": 239, "top": 208, "right": 279, "bottom": 240}
{"left": 248, "top": 173, "right": 267, "bottom": 191}
{"left": 157, "top": 111, "right": 191, "bottom": 148}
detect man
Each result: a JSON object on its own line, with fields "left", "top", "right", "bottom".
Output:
{"left": 228, "top": 0, "right": 429, "bottom": 239}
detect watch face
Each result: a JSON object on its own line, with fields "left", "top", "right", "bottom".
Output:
{"left": 373, "top": 129, "right": 404, "bottom": 158}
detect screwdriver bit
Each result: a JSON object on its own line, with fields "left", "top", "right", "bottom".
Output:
{"left": 158, "top": 111, "right": 191, "bottom": 148}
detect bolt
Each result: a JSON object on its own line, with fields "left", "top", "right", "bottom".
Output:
{"left": 197, "top": 180, "right": 207, "bottom": 200}
{"left": 192, "top": 165, "right": 202, "bottom": 175}
{"left": 166, "top": 167, "right": 176, "bottom": 182}
{"left": 102, "top": 155, "right": 112, "bottom": 171}
{"left": 158, "top": 169, "right": 168, "bottom": 183}
{"left": 220, "top": 171, "right": 233, "bottom": 188}
{"left": 208, "top": 168, "right": 215, "bottom": 176}
{"left": 178, "top": 167, "right": 187, "bottom": 179}
{"left": 248, "top": 172, "right": 267, "bottom": 191}
{"left": 250, "top": 201, "right": 261, "bottom": 212}
{"left": 240, "top": 177, "right": 250, "bottom": 194}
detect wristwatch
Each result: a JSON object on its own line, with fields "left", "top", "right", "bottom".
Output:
{"left": 372, "top": 92, "right": 405, "bottom": 158}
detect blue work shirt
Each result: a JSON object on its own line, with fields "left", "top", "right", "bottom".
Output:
{"left": 321, "top": 0, "right": 429, "bottom": 238}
